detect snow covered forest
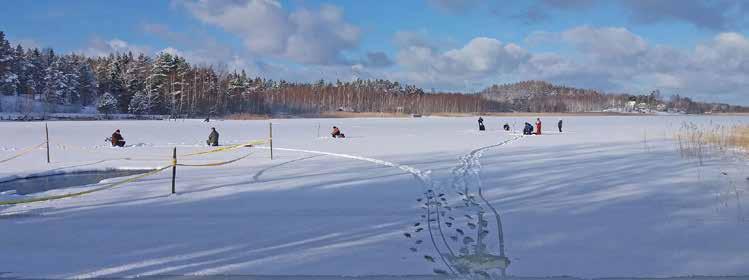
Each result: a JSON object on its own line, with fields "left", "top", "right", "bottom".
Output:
{"left": 1, "top": 31, "right": 746, "bottom": 117}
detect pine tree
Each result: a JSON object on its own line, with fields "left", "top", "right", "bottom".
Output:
{"left": 0, "top": 31, "right": 19, "bottom": 95}
{"left": 97, "top": 92, "right": 118, "bottom": 114}
{"left": 13, "top": 45, "right": 31, "bottom": 96}
{"left": 147, "top": 53, "right": 174, "bottom": 114}
{"left": 128, "top": 90, "right": 149, "bottom": 115}
{"left": 76, "top": 57, "right": 97, "bottom": 106}
{"left": 43, "top": 56, "right": 67, "bottom": 105}
{"left": 60, "top": 56, "right": 80, "bottom": 105}
{"left": 108, "top": 59, "right": 126, "bottom": 112}
{"left": 25, "top": 48, "right": 44, "bottom": 100}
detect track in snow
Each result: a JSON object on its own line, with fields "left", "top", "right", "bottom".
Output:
{"left": 255, "top": 136, "right": 524, "bottom": 277}
{"left": 418, "top": 134, "right": 524, "bottom": 276}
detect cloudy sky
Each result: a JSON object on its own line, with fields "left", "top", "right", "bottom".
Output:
{"left": 2, "top": 0, "right": 748, "bottom": 104}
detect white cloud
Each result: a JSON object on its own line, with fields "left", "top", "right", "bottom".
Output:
{"left": 397, "top": 37, "right": 529, "bottom": 79}
{"left": 80, "top": 38, "right": 152, "bottom": 57}
{"left": 181, "top": 0, "right": 360, "bottom": 65}
{"left": 561, "top": 26, "right": 648, "bottom": 59}
{"left": 386, "top": 26, "right": 748, "bottom": 104}
{"left": 518, "top": 27, "right": 749, "bottom": 102}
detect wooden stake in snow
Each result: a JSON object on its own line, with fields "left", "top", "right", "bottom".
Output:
{"left": 45, "top": 123, "right": 50, "bottom": 164}
{"left": 171, "top": 147, "right": 177, "bottom": 194}
{"left": 269, "top": 122, "right": 274, "bottom": 160}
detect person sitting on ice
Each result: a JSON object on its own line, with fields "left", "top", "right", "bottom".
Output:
{"left": 478, "top": 117, "right": 486, "bottom": 131}
{"left": 523, "top": 123, "right": 533, "bottom": 135}
{"left": 111, "top": 129, "right": 126, "bottom": 147}
{"left": 331, "top": 126, "right": 345, "bottom": 138}
{"left": 503, "top": 123, "right": 510, "bottom": 131}
{"left": 206, "top": 127, "right": 219, "bottom": 146}
{"left": 535, "top": 118, "right": 542, "bottom": 135}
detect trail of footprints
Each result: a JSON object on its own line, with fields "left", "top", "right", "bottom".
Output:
{"left": 404, "top": 135, "right": 523, "bottom": 277}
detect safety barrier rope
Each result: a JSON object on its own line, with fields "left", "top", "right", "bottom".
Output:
{"left": 175, "top": 152, "right": 253, "bottom": 167}
{"left": 0, "top": 137, "right": 262, "bottom": 206}
{"left": 0, "top": 165, "right": 172, "bottom": 206}
{"left": 0, "top": 148, "right": 256, "bottom": 206}
{"left": 0, "top": 142, "right": 47, "bottom": 164}
{"left": 180, "top": 139, "right": 266, "bottom": 157}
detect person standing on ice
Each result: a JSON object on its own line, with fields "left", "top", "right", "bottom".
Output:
{"left": 207, "top": 127, "right": 219, "bottom": 146}
{"left": 478, "top": 117, "right": 485, "bottom": 131}
{"left": 558, "top": 119, "right": 563, "bottom": 133}
{"left": 535, "top": 118, "right": 542, "bottom": 135}
{"left": 111, "top": 129, "right": 125, "bottom": 147}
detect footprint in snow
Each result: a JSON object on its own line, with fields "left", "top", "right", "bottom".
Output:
{"left": 434, "top": 269, "right": 448, "bottom": 275}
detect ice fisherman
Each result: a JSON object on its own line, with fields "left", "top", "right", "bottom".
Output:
{"left": 332, "top": 126, "right": 345, "bottom": 138}
{"left": 558, "top": 119, "right": 563, "bottom": 133}
{"left": 535, "top": 118, "right": 542, "bottom": 135}
{"left": 478, "top": 117, "right": 485, "bottom": 131}
{"left": 523, "top": 123, "right": 534, "bottom": 135}
{"left": 207, "top": 127, "right": 219, "bottom": 146}
{"left": 111, "top": 129, "right": 126, "bottom": 147}
{"left": 503, "top": 123, "right": 510, "bottom": 131}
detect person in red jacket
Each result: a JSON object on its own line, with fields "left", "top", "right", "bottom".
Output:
{"left": 535, "top": 118, "right": 542, "bottom": 135}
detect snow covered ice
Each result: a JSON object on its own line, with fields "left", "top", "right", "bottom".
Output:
{"left": 1, "top": 116, "right": 749, "bottom": 279}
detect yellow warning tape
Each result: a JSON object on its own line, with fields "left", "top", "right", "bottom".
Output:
{"left": 180, "top": 139, "right": 265, "bottom": 157}
{"left": 176, "top": 152, "right": 253, "bottom": 167}
{"left": 0, "top": 142, "right": 47, "bottom": 164}
{"left": 0, "top": 165, "right": 172, "bottom": 206}
{"left": 0, "top": 138, "right": 263, "bottom": 205}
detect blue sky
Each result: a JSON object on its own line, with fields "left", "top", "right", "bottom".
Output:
{"left": 1, "top": 0, "right": 748, "bottom": 104}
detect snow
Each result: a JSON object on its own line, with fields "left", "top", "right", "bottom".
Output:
{"left": 1, "top": 116, "right": 748, "bottom": 279}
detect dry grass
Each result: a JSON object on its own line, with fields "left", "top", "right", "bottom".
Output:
{"left": 676, "top": 122, "right": 749, "bottom": 164}
{"left": 726, "top": 126, "right": 749, "bottom": 150}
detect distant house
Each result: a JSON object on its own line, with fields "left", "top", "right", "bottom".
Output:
{"left": 656, "top": 103, "right": 667, "bottom": 111}
{"left": 625, "top": 101, "right": 637, "bottom": 112}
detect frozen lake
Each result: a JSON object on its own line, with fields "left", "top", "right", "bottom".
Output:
{"left": 1, "top": 115, "right": 748, "bottom": 279}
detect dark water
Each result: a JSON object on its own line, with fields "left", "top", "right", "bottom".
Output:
{"left": 0, "top": 169, "right": 153, "bottom": 195}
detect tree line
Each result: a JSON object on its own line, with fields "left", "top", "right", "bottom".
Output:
{"left": 1, "top": 31, "right": 745, "bottom": 117}
{"left": 481, "top": 81, "right": 749, "bottom": 113}
{"left": 0, "top": 31, "right": 505, "bottom": 117}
